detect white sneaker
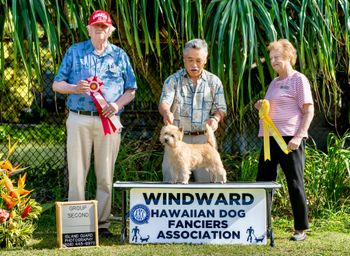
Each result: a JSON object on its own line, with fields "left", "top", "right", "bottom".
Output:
{"left": 290, "top": 231, "right": 306, "bottom": 241}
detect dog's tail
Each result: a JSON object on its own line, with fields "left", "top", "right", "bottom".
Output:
{"left": 206, "top": 124, "right": 217, "bottom": 149}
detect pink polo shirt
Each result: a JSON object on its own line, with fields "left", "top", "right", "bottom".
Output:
{"left": 258, "top": 71, "right": 313, "bottom": 137}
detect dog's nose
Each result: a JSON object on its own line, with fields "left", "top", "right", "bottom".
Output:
{"left": 164, "top": 138, "right": 168, "bottom": 143}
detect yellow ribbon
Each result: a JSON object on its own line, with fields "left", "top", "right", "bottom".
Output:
{"left": 259, "top": 99, "right": 289, "bottom": 161}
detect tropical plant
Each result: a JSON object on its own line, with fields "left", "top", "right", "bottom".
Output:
{"left": 0, "top": 139, "right": 42, "bottom": 248}
{"left": 0, "top": 0, "right": 349, "bottom": 131}
{"left": 272, "top": 132, "right": 350, "bottom": 217}
{"left": 305, "top": 132, "right": 350, "bottom": 215}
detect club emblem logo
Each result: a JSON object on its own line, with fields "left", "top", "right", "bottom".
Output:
{"left": 130, "top": 204, "right": 150, "bottom": 225}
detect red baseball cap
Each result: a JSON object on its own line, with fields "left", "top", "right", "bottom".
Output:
{"left": 88, "top": 10, "right": 112, "bottom": 26}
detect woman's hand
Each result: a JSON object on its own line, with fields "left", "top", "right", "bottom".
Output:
{"left": 287, "top": 136, "right": 303, "bottom": 151}
{"left": 255, "top": 100, "right": 263, "bottom": 110}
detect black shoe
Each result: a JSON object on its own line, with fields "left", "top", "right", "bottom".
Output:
{"left": 99, "top": 228, "right": 113, "bottom": 239}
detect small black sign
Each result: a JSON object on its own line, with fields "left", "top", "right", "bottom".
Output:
{"left": 62, "top": 232, "right": 96, "bottom": 247}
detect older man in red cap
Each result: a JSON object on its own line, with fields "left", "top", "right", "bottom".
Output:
{"left": 53, "top": 10, "right": 137, "bottom": 238}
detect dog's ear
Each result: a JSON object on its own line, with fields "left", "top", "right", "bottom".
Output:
{"left": 178, "top": 127, "right": 184, "bottom": 140}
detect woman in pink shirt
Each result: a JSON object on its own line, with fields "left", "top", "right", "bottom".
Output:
{"left": 255, "top": 39, "right": 314, "bottom": 241}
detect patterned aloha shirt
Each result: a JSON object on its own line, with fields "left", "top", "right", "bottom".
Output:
{"left": 160, "top": 68, "right": 227, "bottom": 132}
{"left": 54, "top": 39, "right": 137, "bottom": 113}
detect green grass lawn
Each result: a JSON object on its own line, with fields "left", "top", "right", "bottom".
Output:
{"left": 2, "top": 211, "right": 350, "bottom": 255}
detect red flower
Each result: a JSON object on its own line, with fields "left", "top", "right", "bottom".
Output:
{"left": 0, "top": 209, "right": 10, "bottom": 223}
{"left": 21, "top": 205, "right": 32, "bottom": 218}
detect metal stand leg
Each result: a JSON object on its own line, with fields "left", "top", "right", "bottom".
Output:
{"left": 266, "top": 189, "right": 275, "bottom": 247}
{"left": 120, "top": 190, "right": 127, "bottom": 243}
{"left": 269, "top": 229, "right": 275, "bottom": 247}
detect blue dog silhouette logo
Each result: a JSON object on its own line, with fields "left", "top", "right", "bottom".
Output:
{"left": 131, "top": 226, "right": 150, "bottom": 243}
{"left": 246, "top": 226, "right": 265, "bottom": 243}
{"left": 130, "top": 204, "right": 150, "bottom": 225}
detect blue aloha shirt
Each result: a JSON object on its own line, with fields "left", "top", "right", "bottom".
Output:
{"left": 160, "top": 68, "right": 227, "bottom": 132}
{"left": 54, "top": 39, "right": 137, "bottom": 114}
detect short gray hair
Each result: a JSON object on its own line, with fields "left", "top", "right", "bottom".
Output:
{"left": 87, "top": 25, "right": 116, "bottom": 36}
{"left": 184, "top": 39, "right": 208, "bottom": 56}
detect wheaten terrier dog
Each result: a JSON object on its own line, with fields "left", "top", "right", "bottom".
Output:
{"left": 160, "top": 124, "right": 227, "bottom": 184}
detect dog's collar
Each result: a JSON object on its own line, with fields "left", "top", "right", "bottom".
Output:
{"left": 183, "top": 131, "right": 206, "bottom": 136}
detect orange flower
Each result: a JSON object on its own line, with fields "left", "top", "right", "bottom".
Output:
{"left": 1, "top": 193, "right": 16, "bottom": 209}
{"left": 17, "top": 173, "right": 27, "bottom": 188}
{"left": 0, "top": 160, "right": 13, "bottom": 171}
{"left": 3, "top": 175, "right": 14, "bottom": 192}
{"left": 10, "top": 189, "right": 20, "bottom": 200}
{"left": 19, "top": 188, "right": 32, "bottom": 197}
{"left": 16, "top": 173, "right": 33, "bottom": 198}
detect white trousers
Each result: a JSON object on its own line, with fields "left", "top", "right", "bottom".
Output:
{"left": 66, "top": 112, "right": 121, "bottom": 229}
{"left": 162, "top": 134, "right": 211, "bottom": 182}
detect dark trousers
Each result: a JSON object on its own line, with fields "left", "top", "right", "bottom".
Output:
{"left": 257, "top": 136, "right": 309, "bottom": 230}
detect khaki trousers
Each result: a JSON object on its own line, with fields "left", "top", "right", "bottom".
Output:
{"left": 162, "top": 134, "right": 211, "bottom": 182}
{"left": 66, "top": 112, "right": 121, "bottom": 229}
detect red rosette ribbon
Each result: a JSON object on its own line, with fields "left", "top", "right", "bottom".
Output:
{"left": 86, "top": 76, "right": 123, "bottom": 135}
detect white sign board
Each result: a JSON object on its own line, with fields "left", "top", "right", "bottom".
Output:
{"left": 129, "top": 188, "right": 267, "bottom": 244}
{"left": 56, "top": 200, "right": 99, "bottom": 248}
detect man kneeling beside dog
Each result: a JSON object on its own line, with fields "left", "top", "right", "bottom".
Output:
{"left": 159, "top": 38, "right": 227, "bottom": 183}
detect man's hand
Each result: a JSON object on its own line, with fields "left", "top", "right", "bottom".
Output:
{"left": 163, "top": 111, "right": 174, "bottom": 125}
{"left": 75, "top": 80, "right": 90, "bottom": 94}
{"left": 207, "top": 118, "right": 219, "bottom": 131}
{"left": 102, "top": 102, "right": 119, "bottom": 118}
